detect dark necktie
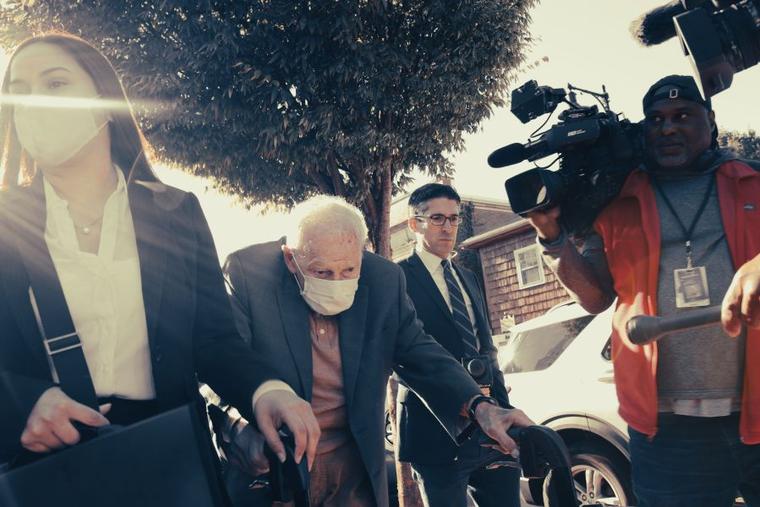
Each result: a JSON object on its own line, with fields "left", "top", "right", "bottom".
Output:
{"left": 441, "top": 260, "right": 479, "bottom": 356}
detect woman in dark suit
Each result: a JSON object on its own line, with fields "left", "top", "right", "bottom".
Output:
{"left": 0, "top": 33, "right": 292, "bottom": 465}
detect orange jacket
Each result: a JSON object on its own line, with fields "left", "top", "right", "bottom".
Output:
{"left": 594, "top": 160, "right": 760, "bottom": 443}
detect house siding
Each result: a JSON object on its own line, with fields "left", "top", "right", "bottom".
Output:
{"left": 478, "top": 228, "right": 570, "bottom": 333}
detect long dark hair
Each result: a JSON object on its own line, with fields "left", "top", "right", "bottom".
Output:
{"left": 0, "top": 32, "right": 158, "bottom": 186}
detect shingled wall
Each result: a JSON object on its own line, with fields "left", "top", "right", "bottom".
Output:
{"left": 478, "top": 228, "right": 570, "bottom": 333}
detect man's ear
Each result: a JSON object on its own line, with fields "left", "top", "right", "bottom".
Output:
{"left": 407, "top": 216, "right": 420, "bottom": 234}
{"left": 282, "top": 245, "right": 298, "bottom": 274}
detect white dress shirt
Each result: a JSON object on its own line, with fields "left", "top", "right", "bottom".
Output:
{"left": 415, "top": 245, "right": 480, "bottom": 346}
{"left": 43, "top": 168, "right": 155, "bottom": 399}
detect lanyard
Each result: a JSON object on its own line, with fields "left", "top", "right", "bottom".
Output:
{"left": 651, "top": 174, "right": 715, "bottom": 269}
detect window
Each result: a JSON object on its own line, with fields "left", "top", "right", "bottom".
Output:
{"left": 514, "top": 244, "right": 546, "bottom": 289}
{"left": 501, "top": 315, "right": 594, "bottom": 373}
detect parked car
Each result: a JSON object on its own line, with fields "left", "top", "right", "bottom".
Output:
{"left": 500, "top": 301, "right": 745, "bottom": 507}
{"left": 499, "top": 302, "right": 630, "bottom": 506}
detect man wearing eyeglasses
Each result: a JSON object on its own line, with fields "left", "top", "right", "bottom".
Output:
{"left": 396, "top": 183, "right": 521, "bottom": 507}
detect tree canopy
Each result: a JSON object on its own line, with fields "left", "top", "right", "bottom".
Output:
{"left": 719, "top": 129, "right": 760, "bottom": 160}
{"left": 0, "top": 0, "right": 536, "bottom": 255}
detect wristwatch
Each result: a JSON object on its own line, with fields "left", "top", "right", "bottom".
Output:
{"left": 468, "top": 395, "right": 498, "bottom": 422}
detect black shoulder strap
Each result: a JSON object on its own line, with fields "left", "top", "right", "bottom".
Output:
{"left": 1, "top": 185, "right": 98, "bottom": 409}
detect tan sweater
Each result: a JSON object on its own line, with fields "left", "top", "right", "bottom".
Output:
{"left": 309, "top": 312, "right": 352, "bottom": 455}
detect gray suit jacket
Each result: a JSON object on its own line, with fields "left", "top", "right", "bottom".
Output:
{"left": 224, "top": 239, "right": 481, "bottom": 507}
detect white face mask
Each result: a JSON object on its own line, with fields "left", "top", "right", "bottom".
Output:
{"left": 13, "top": 101, "right": 108, "bottom": 168}
{"left": 292, "top": 256, "right": 359, "bottom": 316}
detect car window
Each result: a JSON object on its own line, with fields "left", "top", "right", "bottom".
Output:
{"left": 502, "top": 315, "right": 594, "bottom": 373}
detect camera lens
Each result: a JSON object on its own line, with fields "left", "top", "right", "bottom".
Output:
{"left": 466, "top": 358, "right": 486, "bottom": 378}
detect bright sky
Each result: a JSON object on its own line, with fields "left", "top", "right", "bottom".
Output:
{"left": 451, "top": 0, "right": 760, "bottom": 202}
{"left": 3, "top": 0, "right": 760, "bottom": 260}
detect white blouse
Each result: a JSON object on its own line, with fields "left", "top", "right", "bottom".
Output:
{"left": 43, "top": 168, "right": 155, "bottom": 399}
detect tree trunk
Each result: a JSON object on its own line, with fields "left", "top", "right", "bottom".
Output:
{"left": 374, "top": 165, "right": 393, "bottom": 259}
{"left": 374, "top": 161, "right": 423, "bottom": 507}
{"left": 353, "top": 156, "right": 423, "bottom": 506}
{"left": 387, "top": 378, "right": 424, "bottom": 507}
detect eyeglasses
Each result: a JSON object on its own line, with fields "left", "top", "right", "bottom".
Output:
{"left": 415, "top": 214, "right": 461, "bottom": 226}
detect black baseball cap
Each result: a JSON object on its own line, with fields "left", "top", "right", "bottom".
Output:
{"left": 642, "top": 75, "right": 712, "bottom": 113}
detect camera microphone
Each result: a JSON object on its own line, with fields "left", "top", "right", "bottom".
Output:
{"left": 630, "top": 0, "right": 686, "bottom": 46}
{"left": 626, "top": 305, "right": 722, "bottom": 345}
{"left": 488, "top": 143, "right": 528, "bottom": 168}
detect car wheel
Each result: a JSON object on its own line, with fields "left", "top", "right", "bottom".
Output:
{"left": 541, "top": 442, "right": 634, "bottom": 506}
{"left": 384, "top": 410, "right": 394, "bottom": 450}
{"left": 384, "top": 410, "right": 399, "bottom": 507}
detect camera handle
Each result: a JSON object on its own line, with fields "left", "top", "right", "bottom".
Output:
{"left": 567, "top": 83, "right": 610, "bottom": 111}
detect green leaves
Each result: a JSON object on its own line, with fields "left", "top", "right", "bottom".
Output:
{"left": 719, "top": 130, "right": 760, "bottom": 160}
{"left": 0, "top": 0, "right": 536, "bottom": 250}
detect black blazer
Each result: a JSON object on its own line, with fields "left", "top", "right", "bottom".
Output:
{"left": 396, "top": 252, "right": 510, "bottom": 464}
{"left": 0, "top": 174, "right": 274, "bottom": 461}
{"left": 224, "top": 240, "right": 482, "bottom": 507}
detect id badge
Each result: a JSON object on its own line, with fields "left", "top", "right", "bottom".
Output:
{"left": 674, "top": 266, "right": 710, "bottom": 308}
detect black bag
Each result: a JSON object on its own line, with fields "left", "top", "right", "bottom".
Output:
{"left": 0, "top": 405, "right": 228, "bottom": 507}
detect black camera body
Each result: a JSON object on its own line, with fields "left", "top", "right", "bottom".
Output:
{"left": 490, "top": 81, "right": 642, "bottom": 234}
{"left": 635, "top": 0, "right": 760, "bottom": 97}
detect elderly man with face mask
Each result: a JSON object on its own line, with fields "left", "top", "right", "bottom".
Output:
{"left": 219, "top": 195, "right": 532, "bottom": 507}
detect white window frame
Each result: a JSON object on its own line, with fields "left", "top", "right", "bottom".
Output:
{"left": 513, "top": 244, "right": 546, "bottom": 289}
